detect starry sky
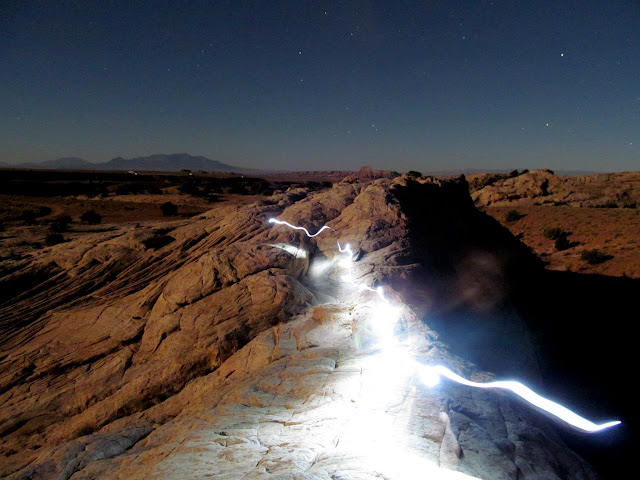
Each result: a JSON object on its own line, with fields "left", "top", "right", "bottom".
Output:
{"left": 1, "top": 0, "right": 638, "bottom": 172}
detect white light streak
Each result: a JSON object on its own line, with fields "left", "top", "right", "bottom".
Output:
{"left": 268, "top": 218, "right": 333, "bottom": 237}
{"left": 416, "top": 365, "right": 621, "bottom": 433}
{"left": 266, "top": 217, "right": 621, "bottom": 434}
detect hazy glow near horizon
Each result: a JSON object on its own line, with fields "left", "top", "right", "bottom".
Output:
{"left": 267, "top": 216, "right": 621, "bottom": 433}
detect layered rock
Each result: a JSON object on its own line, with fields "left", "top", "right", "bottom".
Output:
{"left": 470, "top": 169, "right": 640, "bottom": 208}
{"left": 0, "top": 175, "right": 600, "bottom": 479}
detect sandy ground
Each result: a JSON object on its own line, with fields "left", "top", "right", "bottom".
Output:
{"left": 0, "top": 193, "right": 262, "bottom": 259}
{"left": 484, "top": 205, "right": 640, "bottom": 278}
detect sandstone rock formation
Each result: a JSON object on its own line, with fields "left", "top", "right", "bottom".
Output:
{"left": 0, "top": 175, "right": 604, "bottom": 479}
{"left": 470, "top": 169, "right": 640, "bottom": 208}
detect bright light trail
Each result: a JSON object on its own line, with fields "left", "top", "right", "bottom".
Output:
{"left": 268, "top": 218, "right": 333, "bottom": 237}
{"left": 416, "top": 365, "right": 621, "bottom": 433}
{"left": 267, "top": 217, "right": 621, "bottom": 433}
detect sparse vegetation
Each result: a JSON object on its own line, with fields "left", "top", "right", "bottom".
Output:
{"left": 543, "top": 227, "right": 573, "bottom": 250}
{"left": 581, "top": 249, "right": 612, "bottom": 265}
{"left": 49, "top": 215, "right": 72, "bottom": 233}
{"left": 544, "top": 227, "right": 567, "bottom": 240}
{"left": 45, "top": 233, "right": 65, "bottom": 246}
{"left": 161, "top": 202, "right": 178, "bottom": 216}
{"left": 505, "top": 209, "right": 523, "bottom": 222}
{"left": 142, "top": 235, "right": 175, "bottom": 250}
{"left": 81, "top": 210, "right": 102, "bottom": 225}
{"left": 21, "top": 209, "right": 37, "bottom": 225}
{"left": 554, "top": 235, "right": 571, "bottom": 251}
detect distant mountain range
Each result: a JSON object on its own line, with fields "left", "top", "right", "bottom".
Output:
{"left": 7, "top": 153, "right": 260, "bottom": 173}
{"left": 0, "top": 155, "right": 606, "bottom": 177}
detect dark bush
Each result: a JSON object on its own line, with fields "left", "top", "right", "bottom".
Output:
{"left": 178, "top": 182, "right": 200, "bottom": 196}
{"left": 49, "top": 215, "right": 72, "bottom": 233}
{"left": 0, "top": 221, "right": 4, "bottom": 232}
{"left": 81, "top": 210, "right": 102, "bottom": 224}
{"left": 45, "top": 233, "right": 65, "bottom": 246}
{"left": 505, "top": 210, "right": 523, "bottom": 222}
{"left": 581, "top": 249, "right": 611, "bottom": 265}
{"left": 161, "top": 202, "right": 178, "bottom": 216}
{"left": 509, "top": 169, "right": 519, "bottom": 177}
{"left": 544, "top": 227, "right": 566, "bottom": 240}
{"left": 554, "top": 235, "right": 571, "bottom": 251}
{"left": 37, "top": 206, "right": 52, "bottom": 217}
{"left": 142, "top": 235, "right": 175, "bottom": 250}
{"left": 21, "top": 210, "right": 37, "bottom": 225}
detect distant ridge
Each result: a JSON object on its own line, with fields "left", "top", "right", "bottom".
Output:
{"left": 424, "top": 168, "right": 602, "bottom": 177}
{"left": 19, "top": 157, "right": 94, "bottom": 169}
{"left": 9, "top": 153, "right": 262, "bottom": 173}
{"left": 102, "top": 153, "right": 259, "bottom": 173}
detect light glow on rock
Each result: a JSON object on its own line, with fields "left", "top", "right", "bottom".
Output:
{"left": 267, "top": 217, "right": 622, "bottom": 433}
{"left": 268, "top": 243, "right": 308, "bottom": 258}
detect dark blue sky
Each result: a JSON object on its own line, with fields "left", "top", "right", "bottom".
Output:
{"left": 1, "top": 1, "right": 638, "bottom": 171}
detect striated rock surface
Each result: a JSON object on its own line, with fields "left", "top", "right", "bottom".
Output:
{"left": 0, "top": 175, "right": 601, "bottom": 479}
{"left": 470, "top": 169, "right": 640, "bottom": 208}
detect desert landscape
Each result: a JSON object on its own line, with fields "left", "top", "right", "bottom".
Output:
{"left": 3, "top": 1, "right": 638, "bottom": 478}
{"left": 0, "top": 167, "right": 637, "bottom": 479}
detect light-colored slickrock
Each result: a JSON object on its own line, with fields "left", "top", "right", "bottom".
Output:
{"left": 470, "top": 169, "right": 640, "bottom": 208}
{"left": 0, "top": 175, "right": 599, "bottom": 479}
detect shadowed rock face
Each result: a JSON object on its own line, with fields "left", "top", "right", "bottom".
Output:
{"left": 0, "top": 175, "right": 599, "bottom": 479}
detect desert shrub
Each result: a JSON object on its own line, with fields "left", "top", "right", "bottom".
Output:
{"left": 142, "top": 235, "right": 175, "bottom": 250}
{"left": 509, "top": 169, "right": 519, "bottom": 177}
{"left": 623, "top": 203, "right": 637, "bottom": 209}
{"left": 554, "top": 235, "right": 571, "bottom": 251}
{"left": 581, "top": 249, "right": 611, "bottom": 265}
{"left": 178, "top": 182, "right": 200, "bottom": 196}
{"left": 21, "top": 210, "right": 37, "bottom": 225}
{"left": 603, "top": 201, "right": 618, "bottom": 208}
{"left": 505, "top": 210, "right": 523, "bottom": 222}
{"left": 406, "top": 170, "right": 423, "bottom": 177}
{"left": 544, "top": 227, "right": 566, "bottom": 240}
{"left": 37, "top": 206, "right": 52, "bottom": 217}
{"left": 81, "top": 210, "right": 102, "bottom": 224}
{"left": 0, "top": 221, "right": 4, "bottom": 232}
{"left": 161, "top": 202, "right": 178, "bottom": 216}
{"left": 49, "top": 215, "right": 72, "bottom": 233}
{"left": 45, "top": 233, "right": 65, "bottom": 246}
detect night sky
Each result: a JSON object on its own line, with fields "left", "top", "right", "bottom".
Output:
{"left": 1, "top": 1, "right": 638, "bottom": 172}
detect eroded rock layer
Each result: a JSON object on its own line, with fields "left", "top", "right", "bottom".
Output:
{"left": 1, "top": 175, "right": 597, "bottom": 479}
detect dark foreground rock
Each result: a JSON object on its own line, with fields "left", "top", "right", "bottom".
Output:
{"left": 0, "top": 175, "right": 612, "bottom": 479}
